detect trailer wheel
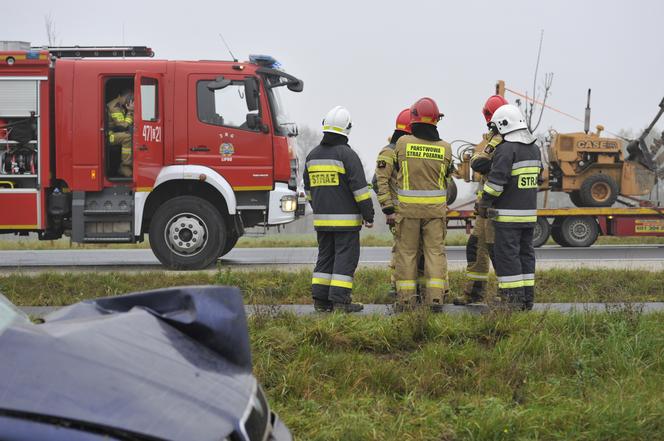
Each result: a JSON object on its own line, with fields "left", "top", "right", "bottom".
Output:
{"left": 557, "top": 216, "right": 599, "bottom": 247}
{"left": 447, "top": 178, "right": 458, "bottom": 206}
{"left": 579, "top": 174, "right": 619, "bottom": 207}
{"left": 569, "top": 191, "right": 584, "bottom": 207}
{"left": 149, "top": 196, "right": 226, "bottom": 270}
{"left": 219, "top": 232, "right": 239, "bottom": 258}
{"left": 532, "top": 217, "right": 551, "bottom": 248}
{"left": 550, "top": 220, "right": 567, "bottom": 247}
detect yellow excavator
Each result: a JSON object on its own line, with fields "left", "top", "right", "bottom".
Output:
{"left": 457, "top": 82, "right": 664, "bottom": 207}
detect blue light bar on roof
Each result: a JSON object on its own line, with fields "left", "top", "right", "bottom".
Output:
{"left": 249, "top": 54, "right": 281, "bottom": 69}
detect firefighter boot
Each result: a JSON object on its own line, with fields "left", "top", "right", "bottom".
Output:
{"left": 453, "top": 288, "right": 484, "bottom": 306}
{"left": 394, "top": 290, "right": 418, "bottom": 313}
{"left": 523, "top": 286, "right": 535, "bottom": 311}
{"left": 423, "top": 285, "right": 445, "bottom": 313}
{"left": 314, "top": 299, "right": 333, "bottom": 313}
{"left": 497, "top": 287, "right": 526, "bottom": 310}
{"left": 388, "top": 281, "right": 397, "bottom": 298}
{"left": 119, "top": 165, "right": 132, "bottom": 177}
{"left": 429, "top": 298, "right": 444, "bottom": 313}
{"left": 332, "top": 302, "right": 364, "bottom": 313}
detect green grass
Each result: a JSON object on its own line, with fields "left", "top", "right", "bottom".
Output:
{"left": 2, "top": 268, "right": 663, "bottom": 306}
{"left": 1, "top": 232, "right": 662, "bottom": 250}
{"left": 251, "top": 310, "right": 664, "bottom": 440}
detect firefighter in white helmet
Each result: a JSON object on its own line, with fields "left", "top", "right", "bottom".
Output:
{"left": 453, "top": 95, "right": 508, "bottom": 306}
{"left": 304, "top": 106, "right": 374, "bottom": 313}
{"left": 477, "top": 104, "right": 543, "bottom": 310}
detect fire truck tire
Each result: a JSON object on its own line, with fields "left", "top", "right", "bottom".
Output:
{"left": 579, "top": 174, "right": 619, "bottom": 207}
{"left": 569, "top": 191, "right": 584, "bottom": 207}
{"left": 219, "top": 232, "right": 239, "bottom": 257}
{"left": 557, "top": 216, "right": 599, "bottom": 247}
{"left": 532, "top": 217, "right": 551, "bottom": 248}
{"left": 447, "top": 179, "right": 458, "bottom": 206}
{"left": 149, "top": 196, "right": 226, "bottom": 270}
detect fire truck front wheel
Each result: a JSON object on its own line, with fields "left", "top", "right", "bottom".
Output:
{"left": 219, "top": 232, "right": 239, "bottom": 258}
{"left": 149, "top": 196, "right": 226, "bottom": 270}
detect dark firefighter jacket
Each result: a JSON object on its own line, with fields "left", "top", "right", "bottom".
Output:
{"left": 470, "top": 132, "right": 503, "bottom": 201}
{"left": 304, "top": 136, "right": 374, "bottom": 231}
{"left": 481, "top": 140, "right": 542, "bottom": 227}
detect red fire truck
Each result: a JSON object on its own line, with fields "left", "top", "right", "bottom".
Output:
{"left": 0, "top": 42, "right": 303, "bottom": 269}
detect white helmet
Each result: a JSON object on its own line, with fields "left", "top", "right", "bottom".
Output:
{"left": 490, "top": 104, "right": 528, "bottom": 135}
{"left": 322, "top": 106, "right": 352, "bottom": 136}
{"left": 490, "top": 104, "right": 536, "bottom": 143}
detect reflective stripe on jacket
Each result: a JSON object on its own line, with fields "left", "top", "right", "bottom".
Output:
{"left": 106, "top": 96, "right": 134, "bottom": 131}
{"left": 373, "top": 143, "right": 399, "bottom": 212}
{"left": 470, "top": 132, "right": 502, "bottom": 200}
{"left": 389, "top": 134, "right": 452, "bottom": 218}
{"left": 304, "top": 142, "right": 374, "bottom": 231}
{"left": 481, "top": 139, "right": 542, "bottom": 227}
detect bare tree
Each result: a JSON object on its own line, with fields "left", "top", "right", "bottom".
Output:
{"left": 516, "top": 30, "right": 554, "bottom": 133}
{"left": 294, "top": 125, "right": 322, "bottom": 174}
{"left": 44, "top": 13, "right": 58, "bottom": 46}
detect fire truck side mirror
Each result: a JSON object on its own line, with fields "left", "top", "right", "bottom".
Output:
{"left": 207, "top": 76, "right": 232, "bottom": 91}
{"left": 286, "top": 79, "right": 303, "bottom": 93}
{"left": 244, "top": 77, "right": 260, "bottom": 112}
{"left": 246, "top": 113, "right": 261, "bottom": 131}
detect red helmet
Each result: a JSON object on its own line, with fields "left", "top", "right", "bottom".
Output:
{"left": 395, "top": 108, "right": 412, "bottom": 133}
{"left": 482, "top": 95, "right": 509, "bottom": 123}
{"left": 410, "top": 97, "right": 443, "bottom": 126}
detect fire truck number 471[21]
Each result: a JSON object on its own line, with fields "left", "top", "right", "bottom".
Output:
{"left": 0, "top": 41, "right": 305, "bottom": 269}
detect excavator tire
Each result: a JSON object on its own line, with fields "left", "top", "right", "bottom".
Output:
{"left": 568, "top": 191, "right": 584, "bottom": 207}
{"left": 579, "top": 174, "right": 619, "bottom": 207}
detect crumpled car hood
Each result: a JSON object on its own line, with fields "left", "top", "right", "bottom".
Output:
{"left": 0, "top": 286, "right": 256, "bottom": 441}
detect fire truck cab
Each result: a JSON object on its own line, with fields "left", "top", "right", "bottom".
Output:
{"left": 0, "top": 42, "right": 303, "bottom": 269}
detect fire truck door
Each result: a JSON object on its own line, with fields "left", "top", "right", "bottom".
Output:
{"left": 133, "top": 72, "right": 164, "bottom": 191}
{"left": 187, "top": 74, "right": 273, "bottom": 190}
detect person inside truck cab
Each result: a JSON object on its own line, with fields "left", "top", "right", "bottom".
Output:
{"left": 107, "top": 89, "right": 134, "bottom": 177}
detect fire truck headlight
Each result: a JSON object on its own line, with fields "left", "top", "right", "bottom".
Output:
{"left": 280, "top": 195, "right": 297, "bottom": 212}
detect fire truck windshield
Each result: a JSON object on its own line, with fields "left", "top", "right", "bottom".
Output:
{"left": 266, "top": 78, "right": 297, "bottom": 137}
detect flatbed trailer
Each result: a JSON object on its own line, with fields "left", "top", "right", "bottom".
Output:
{"left": 446, "top": 206, "right": 664, "bottom": 247}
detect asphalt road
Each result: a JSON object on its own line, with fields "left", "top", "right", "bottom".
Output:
{"left": 0, "top": 245, "right": 663, "bottom": 272}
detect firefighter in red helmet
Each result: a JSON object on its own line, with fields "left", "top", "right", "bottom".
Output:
{"left": 373, "top": 109, "right": 418, "bottom": 296}
{"left": 453, "top": 94, "right": 508, "bottom": 306}
{"left": 377, "top": 98, "right": 452, "bottom": 311}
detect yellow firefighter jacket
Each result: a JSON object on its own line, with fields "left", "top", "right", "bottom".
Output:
{"left": 107, "top": 96, "right": 134, "bottom": 132}
{"left": 470, "top": 132, "right": 503, "bottom": 200}
{"left": 384, "top": 134, "right": 452, "bottom": 218}
{"left": 373, "top": 142, "right": 399, "bottom": 211}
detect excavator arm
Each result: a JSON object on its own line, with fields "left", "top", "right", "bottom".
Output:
{"left": 626, "top": 96, "right": 664, "bottom": 171}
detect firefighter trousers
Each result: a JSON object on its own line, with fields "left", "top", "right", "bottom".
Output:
{"left": 463, "top": 217, "right": 495, "bottom": 301}
{"left": 394, "top": 217, "right": 448, "bottom": 306}
{"left": 109, "top": 131, "right": 133, "bottom": 177}
{"left": 389, "top": 225, "right": 424, "bottom": 289}
{"left": 311, "top": 230, "right": 360, "bottom": 304}
{"left": 493, "top": 225, "right": 536, "bottom": 309}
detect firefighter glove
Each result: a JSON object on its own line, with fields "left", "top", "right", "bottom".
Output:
{"left": 476, "top": 200, "right": 491, "bottom": 218}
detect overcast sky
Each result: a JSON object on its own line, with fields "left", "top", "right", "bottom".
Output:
{"left": 6, "top": 0, "right": 664, "bottom": 169}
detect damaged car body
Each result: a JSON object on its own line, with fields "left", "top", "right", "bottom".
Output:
{"left": 0, "top": 286, "right": 291, "bottom": 441}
